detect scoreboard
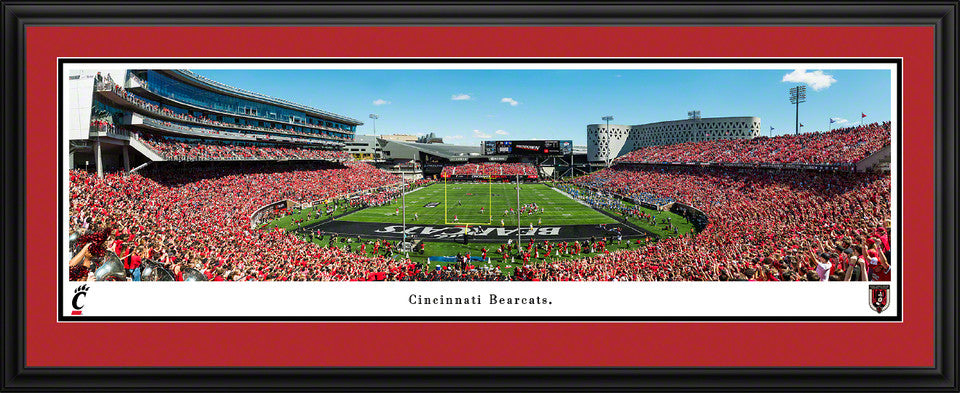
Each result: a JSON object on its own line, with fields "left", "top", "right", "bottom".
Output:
{"left": 482, "top": 140, "right": 573, "bottom": 156}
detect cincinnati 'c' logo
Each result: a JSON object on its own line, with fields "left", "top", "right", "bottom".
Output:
{"left": 71, "top": 284, "right": 89, "bottom": 315}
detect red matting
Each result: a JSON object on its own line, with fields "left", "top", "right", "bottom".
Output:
{"left": 25, "top": 26, "right": 934, "bottom": 367}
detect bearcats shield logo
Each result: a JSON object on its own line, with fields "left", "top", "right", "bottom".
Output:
{"left": 869, "top": 284, "right": 891, "bottom": 313}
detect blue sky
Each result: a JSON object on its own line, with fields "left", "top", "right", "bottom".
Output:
{"left": 195, "top": 67, "right": 892, "bottom": 146}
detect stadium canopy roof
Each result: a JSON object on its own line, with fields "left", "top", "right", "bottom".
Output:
{"left": 380, "top": 139, "right": 482, "bottom": 159}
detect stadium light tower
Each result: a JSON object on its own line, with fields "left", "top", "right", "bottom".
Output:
{"left": 789, "top": 85, "right": 806, "bottom": 135}
{"left": 369, "top": 114, "right": 379, "bottom": 136}
{"left": 602, "top": 115, "right": 614, "bottom": 129}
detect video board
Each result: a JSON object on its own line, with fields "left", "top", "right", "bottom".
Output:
{"left": 483, "top": 141, "right": 497, "bottom": 155}
{"left": 482, "top": 140, "right": 573, "bottom": 155}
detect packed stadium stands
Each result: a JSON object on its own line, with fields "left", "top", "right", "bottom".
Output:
{"left": 558, "top": 165, "right": 891, "bottom": 281}
{"left": 69, "top": 156, "right": 891, "bottom": 281}
{"left": 615, "top": 122, "right": 891, "bottom": 166}
{"left": 68, "top": 162, "right": 402, "bottom": 281}
{"left": 135, "top": 132, "right": 348, "bottom": 162}
{"left": 411, "top": 178, "right": 437, "bottom": 188}
{"left": 440, "top": 162, "right": 538, "bottom": 177}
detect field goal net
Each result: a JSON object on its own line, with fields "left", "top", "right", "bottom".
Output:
{"left": 443, "top": 177, "right": 494, "bottom": 225}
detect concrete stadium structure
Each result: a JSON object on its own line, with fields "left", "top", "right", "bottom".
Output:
{"left": 66, "top": 68, "right": 362, "bottom": 176}
{"left": 587, "top": 116, "right": 761, "bottom": 163}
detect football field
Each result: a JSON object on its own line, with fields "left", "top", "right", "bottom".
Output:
{"left": 337, "top": 183, "right": 617, "bottom": 227}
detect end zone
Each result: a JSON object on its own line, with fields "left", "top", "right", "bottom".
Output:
{"left": 300, "top": 220, "right": 656, "bottom": 243}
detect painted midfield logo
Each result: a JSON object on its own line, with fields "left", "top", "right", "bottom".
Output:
{"left": 869, "top": 284, "right": 890, "bottom": 314}
{"left": 71, "top": 284, "right": 89, "bottom": 315}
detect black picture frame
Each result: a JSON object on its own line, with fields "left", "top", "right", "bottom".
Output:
{"left": 2, "top": 1, "right": 956, "bottom": 391}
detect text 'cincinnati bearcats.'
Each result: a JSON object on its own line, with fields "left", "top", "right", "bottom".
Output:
{"left": 408, "top": 294, "right": 552, "bottom": 305}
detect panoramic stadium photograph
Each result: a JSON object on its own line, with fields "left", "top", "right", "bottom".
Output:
{"left": 64, "top": 63, "right": 894, "bottom": 286}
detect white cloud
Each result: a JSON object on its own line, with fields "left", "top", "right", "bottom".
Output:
{"left": 830, "top": 117, "right": 849, "bottom": 124}
{"left": 472, "top": 129, "right": 492, "bottom": 139}
{"left": 451, "top": 93, "right": 472, "bottom": 101}
{"left": 495, "top": 129, "right": 508, "bottom": 135}
{"left": 485, "top": 114, "right": 496, "bottom": 118}
{"left": 446, "top": 135, "right": 464, "bottom": 140}
{"left": 614, "top": 74, "right": 622, "bottom": 78}
{"left": 372, "top": 98, "right": 391, "bottom": 106}
{"left": 500, "top": 97, "right": 520, "bottom": 106}
{"left": 781, "top": 69, "right": 837, "bottom": 91}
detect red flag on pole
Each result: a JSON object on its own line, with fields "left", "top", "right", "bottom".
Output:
{"left": 861, "top": 113, "right": 867, "bottom": 118}
{"left": 800, "top": 123, "right": 804, "bottom": 127}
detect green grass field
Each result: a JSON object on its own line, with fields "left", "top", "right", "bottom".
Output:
{"left": 336, "top": 183, "right": 616, "bottom": 227}
{"left": 262, "top": 182, "right": 699, "bottom": 275}
{"left": 295, "top": 233, "right": 658, "bottom": 277}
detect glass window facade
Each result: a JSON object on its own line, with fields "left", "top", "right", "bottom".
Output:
{"left": 135, "top": 70, "right": 357, "bottom": 136}
{"left": 96, "top": 94, "right": 333, "bottom": 145}
{"left": 108, "top": 84, "right": 348, "bottom": 144}
{"left": 92, "top": 100, "right": 126, "bottom": 124}
{"left": 159, "top": 134, "right": 326, "bottom": 149}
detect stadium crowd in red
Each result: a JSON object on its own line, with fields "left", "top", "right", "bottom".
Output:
{"left": 560, "top": 165, "right": 891, "bottom": 281}
{"left": 89, "top": 120, "right": 117, "bottom": 133}
{"left": 69, "top": 161, "right": 405, "bottom": 281}
{"left": 69, "top": 125, "right": 891, "bottom": 282}
{"left": 136, "top": 132, "right": 348, "bottom": 162}
{"left": 616, "top": 122, "right": 891, "bottom": 166}
{"left": 70, "top": 161, "right": 891, "bottom": 282}
{"left": 411, "top": 178, "right": 437, "bottom": 188}
{"left": 440, "top": 163, "right": 538, "bottom": 177}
